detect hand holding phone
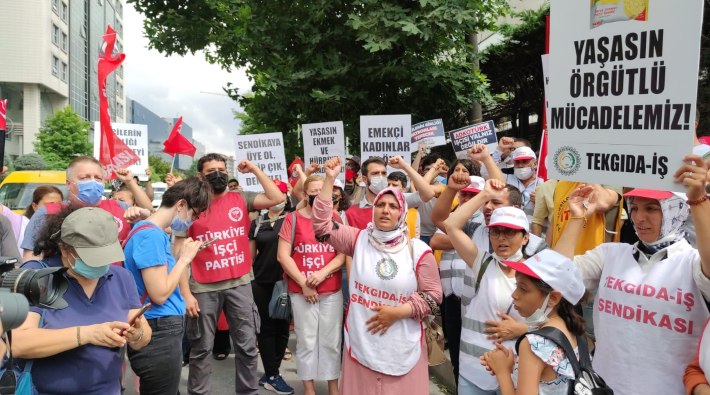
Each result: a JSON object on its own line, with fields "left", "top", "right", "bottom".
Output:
{"left": 122, "top": 303, "right": 152, "bottom": 335}
{"left": 200, "top": 237, "right": 219, "bottom": 250}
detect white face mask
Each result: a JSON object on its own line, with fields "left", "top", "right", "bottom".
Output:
{"left": 368, "top": 176, "right": 388, "bottom": 194}
{"left": 514, "top": 167, "right": 534, "bottom": 181}
{"left": 524, "top": 293, "right": 553, "bottom": 329}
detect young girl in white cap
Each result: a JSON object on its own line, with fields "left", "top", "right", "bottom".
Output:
{"left": 482, "top": 249, "right": 587, "bottom": 395}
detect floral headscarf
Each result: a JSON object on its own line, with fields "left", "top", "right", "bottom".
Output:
{"left": 630, "top": 193, "right": 689, "bottom": 254}
{"left": 367, "top": 187, "right": 409, "bottom": 253}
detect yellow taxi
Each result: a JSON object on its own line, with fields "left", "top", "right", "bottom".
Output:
{"left": 0, "top": 171, "right": 67, "bottom": 214}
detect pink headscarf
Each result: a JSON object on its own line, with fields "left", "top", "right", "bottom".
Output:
{"left": 367, "top": 186, "right": 409, "bottom": 253}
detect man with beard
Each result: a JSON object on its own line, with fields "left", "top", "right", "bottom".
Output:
{"left": 174, "top": 153, "right": 285, "bottom": 395}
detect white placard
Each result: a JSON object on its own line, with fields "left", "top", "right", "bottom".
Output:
{"left": 302, "top": 121, "right": 345, "bottom": 182}
{"left": 93, "top": 122, "right": 148, "bottom": 179}
{"left": 548, "top": 0, "right": 702, "bottom": 191}
{"left": 234, "top": 132, "right": 287, "bottom": 192}
{"left": 360, "top": 114, "right": 412, "bottom": 169}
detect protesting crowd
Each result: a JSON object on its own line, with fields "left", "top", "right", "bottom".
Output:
{"left": 1, "top": 134, "right": 710, "bottom": 395}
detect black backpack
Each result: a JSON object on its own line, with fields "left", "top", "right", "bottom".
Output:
{"left": 515, "top": 327, "right": 613, "bottom": 395}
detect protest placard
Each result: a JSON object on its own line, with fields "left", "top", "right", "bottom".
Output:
{"left": 449, "top": 121, "right": 498, "bottom": 159}
{"left": 548, "top": 0, "right": 703, "bottom": 190}
{"left": 411, "top": 119, "right": 446, "bottom": 152}
{"left": 93, "top": 122, "right": 148, "bottom": 179}
{"left": 302, "top": 121, "right": 345, "bottom": 182}
{"left": 360, "top": 115, "right": 412, "bottom": 167}
{"left": 234, "top": 132, "right": 287, "bottom": 192}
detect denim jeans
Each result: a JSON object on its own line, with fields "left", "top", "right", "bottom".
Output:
{"left": 128, "top": 315, "right": 185, "bottom": 395}
{"left": 459, "top": 376, "right": 501, "bottom": 395}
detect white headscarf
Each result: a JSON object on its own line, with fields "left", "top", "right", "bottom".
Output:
{"left": 632, "top": 193, "right": 689, "bottom": 254}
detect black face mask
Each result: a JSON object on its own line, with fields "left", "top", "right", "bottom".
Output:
{"left": 307, "top": 194, "right": 317, "bottom": 206}
{"left": 206, "top": 171, "right": 229, "bottom": 193}
{"left": 344, "top": 185, "right": 355, "bottom": 195}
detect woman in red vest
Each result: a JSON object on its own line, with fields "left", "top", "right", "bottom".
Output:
{"left": 278, "top": 175, "right": 345, "bottom": 395}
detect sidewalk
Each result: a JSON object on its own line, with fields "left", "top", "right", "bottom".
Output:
{"left": 124, "top": 332, "right": 455, "bottom": 394}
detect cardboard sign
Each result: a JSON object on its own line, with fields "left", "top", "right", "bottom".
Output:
{"left": 234, "top": 132, "right": 287, "bottom": 192}
{"left": 411, "top": 119, "right": 446, "bottom": 152}
{"left": 360, "top": 114, "right": 412, "bottom": 167}
{"left": 93, "top": 122, "right": 148, "bottom": 179}
{"left": 548, "top": 0, "right": 703, "bottom": 190}
{"left": 302, "top": 121, "right": 345, "bottom": 182}
{"left": 449, "top": 121, "right": 498, "bottom": 159}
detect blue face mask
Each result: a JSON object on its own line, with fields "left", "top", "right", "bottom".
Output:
{"left": 171, "top": 212, "right": 194, "bottom": 232}
{"left": 71, "top": 255, "right": 109, "bottom": 279}
{"left": 435, "top": 175, "right": 447, "bottom": 185}
{"left": 76, "top": 180, "right": 104, "bottom": 205}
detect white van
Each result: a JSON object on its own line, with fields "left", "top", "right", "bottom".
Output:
{"left": 152, "top": 182, "right": 167, "bottom": 209}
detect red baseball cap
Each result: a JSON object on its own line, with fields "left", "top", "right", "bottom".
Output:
{"left": 623, "top": 189, "right": 673, "bottom": 200}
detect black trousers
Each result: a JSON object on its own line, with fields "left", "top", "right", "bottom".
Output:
{"left": 442, "top": 294, "right": 462, "bottom": 385}
{"left": 252, "top": 281, "right": 290, "bottom": 377}
{"left": 128, "top": 315, "right": 184, "bottom": 395}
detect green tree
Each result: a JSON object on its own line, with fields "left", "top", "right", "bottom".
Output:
{"left": 131, "top": 0, "right": 509, "bottom": 157}
{"left": 35, "top": 107, "right": 92, "bottom": 169}
{"left": 13, "top": 153, "right": 47, "bottom": 170}
{"left": 149, "top": 154, "right": 172, "bottom": 182}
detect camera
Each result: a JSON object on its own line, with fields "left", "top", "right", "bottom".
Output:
{"left": 0, "top": 257, "right": 69, "bottom": 332}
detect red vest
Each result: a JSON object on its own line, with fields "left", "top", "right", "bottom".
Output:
{"left": 287, "top": 212, "right": 341, "bottom": 294}
{"left": 188, "top": 192, "right": 252, "bottom": 284}
{"left": 45, "top": 200, "right": 129, "bottom": 242}
{"left": 344, "top": 204, "right": 372, "bottom": 230}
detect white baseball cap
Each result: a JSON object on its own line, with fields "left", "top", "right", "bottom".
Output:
{"left": 511, "top": 146, "right": 536, "bottom": 161}
{"left": 504, "top": 249, "right": 585, "bottom": 305}
{"left": 462, "top": 176, "right": 485, "bottom": 193}
{"left": 333, "top": 179, "right": 345, "bottom": 190}
{"left": 488, "top": 206, "right": 529, "bottom": 232}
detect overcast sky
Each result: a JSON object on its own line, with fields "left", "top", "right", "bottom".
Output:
{"left": 123, "top": 4, "right": 251, "bottom": 156}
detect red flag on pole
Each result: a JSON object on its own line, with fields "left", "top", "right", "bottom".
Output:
{"left": 288, "top": 157, "right": 304, "bottom": 187}
{"left": 163, "top": 117, "right": 197, "bottom": 156}
{"left": 98, "top": 25, "right": 139, "bottom": 180}
{"left": 0, "top": 99, "right": 7, "bottom": 130}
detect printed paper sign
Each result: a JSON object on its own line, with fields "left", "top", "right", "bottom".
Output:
{"left": 548, "top": 0, "right": 703, "bottom": 190}
{"left": 411, "top": 119, "right": 446, "bottom": 152}
{"left": 302, "top": 121, "right": 345, "bottom": 182}
{"left": 449, "top": 121, "right": 498, "bottom": 159}
{"left": 234, "top": 132, "right": 287, "bottom": 192}
{"left": 93, "top": 122, "right": 148, "bottom": 179}
{"left": 360, "top": 115, "right": 412, "bottom": 167}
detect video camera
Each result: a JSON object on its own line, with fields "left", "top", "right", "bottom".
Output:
{"left": 0, "top": 257, "right": 69, "bottom": 332}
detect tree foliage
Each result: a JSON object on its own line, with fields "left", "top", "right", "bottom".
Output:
{"left": 14, "top": 154, "right": 47, "bottom": 171}
{"left": 130, "top": 0, "right": 509, "bottom": 159}
{"left": 35, "top": 107, "right": 93, "bottom": 170}
{"left": 149, "top": 154, "right": 172, "bottom": 182}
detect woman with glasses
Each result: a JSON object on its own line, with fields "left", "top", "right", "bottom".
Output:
{"left": 444, "top": 176, "right": 531, "bottom": 395}
{"left": 278, "top": 175, "right": 345, "bottom": 395}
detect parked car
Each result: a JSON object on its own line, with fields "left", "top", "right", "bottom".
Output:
{"left": 0, "top": 171, "right": 67, "bottom": 214}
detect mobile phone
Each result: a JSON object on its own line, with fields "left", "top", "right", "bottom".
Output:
{"left": 123, "top": 303, "right": 152, "bottom": 334}
{"left": 200, "top": 237, "right": 219, "bottom": 250}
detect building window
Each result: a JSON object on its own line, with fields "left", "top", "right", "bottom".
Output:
{"left": 61, "top": 2, "right": 68, "bottom": 22}
{"left": 61, "top": 62, "right": 68, "bottom": 82}
{"left": 61, "top": 32, "right": 68, "bottom": 52}
{"left": 52, "top": 55, "right": 60, "bottom": 77}
{"left": 52, "top": 24, "right": 60, "bottom": 46}
{"left": 52, "top": 0, "right": 59, "bottom": 13}
{"left": 117, "top": 82, "right": 123, "bottom": 96}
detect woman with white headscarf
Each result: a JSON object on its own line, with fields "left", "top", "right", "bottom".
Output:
{"left": 553, "top": 155, "right": 710, "bottom": 395}
{"left": 311, "top": 156, "right": 442, "bottom": 395}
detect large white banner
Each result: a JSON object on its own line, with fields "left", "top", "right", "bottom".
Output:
{"left": 302, "top": 121, "right": 345, "bottom": 182}
{"left": 360, "top": 114, "right": 412, "bottom": 168}
{"left": 234, "top": 132, "right": 287, "bottom": 192}
{"left": 93, "top": 122, "right": 148, "bottom": 180}
{"left": 548, "top": 0, "right": 703, "bottom": 191}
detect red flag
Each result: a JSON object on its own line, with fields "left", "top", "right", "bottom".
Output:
{"left": 163, "top": 117, "right": 197, "bottom": 156}
{"left": 0, "top": 99, "right": 7, "bottom": 130}
{"left": 98, "top": 25, "right": 139, "bottom": 180}
{"left": 287, "top": 157, "right": 304, "bottom": 187}
{"left": 537, "top": 130, "right": 548, "bottom": 181}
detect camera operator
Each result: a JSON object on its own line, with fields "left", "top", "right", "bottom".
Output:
{"left": 11, "top": 207, "right": 152, "bottom": 394}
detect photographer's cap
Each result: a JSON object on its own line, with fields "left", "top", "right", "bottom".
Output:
{"left": 504, "top": 249, "right": 585, "bottom": 305}
{"left": 61, "top": 207, "right": 124, "bottom": 267}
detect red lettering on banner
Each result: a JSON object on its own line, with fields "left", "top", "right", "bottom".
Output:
{"left": 597, "top": 297, "right": 694, "bottom": 335}
{"left": 352, "top": 281, "right": 408, "bottom": 306}
{"left": 602, "top": 276, "right": 695, "bottom": 311}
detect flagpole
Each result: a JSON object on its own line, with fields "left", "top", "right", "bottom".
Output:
{"left": 169, "top": 155, "right": 176, "bottom": 174}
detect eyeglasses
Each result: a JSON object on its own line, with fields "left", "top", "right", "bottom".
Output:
{"left": 489, "top": 227, "right": 520, "bottom": 238}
